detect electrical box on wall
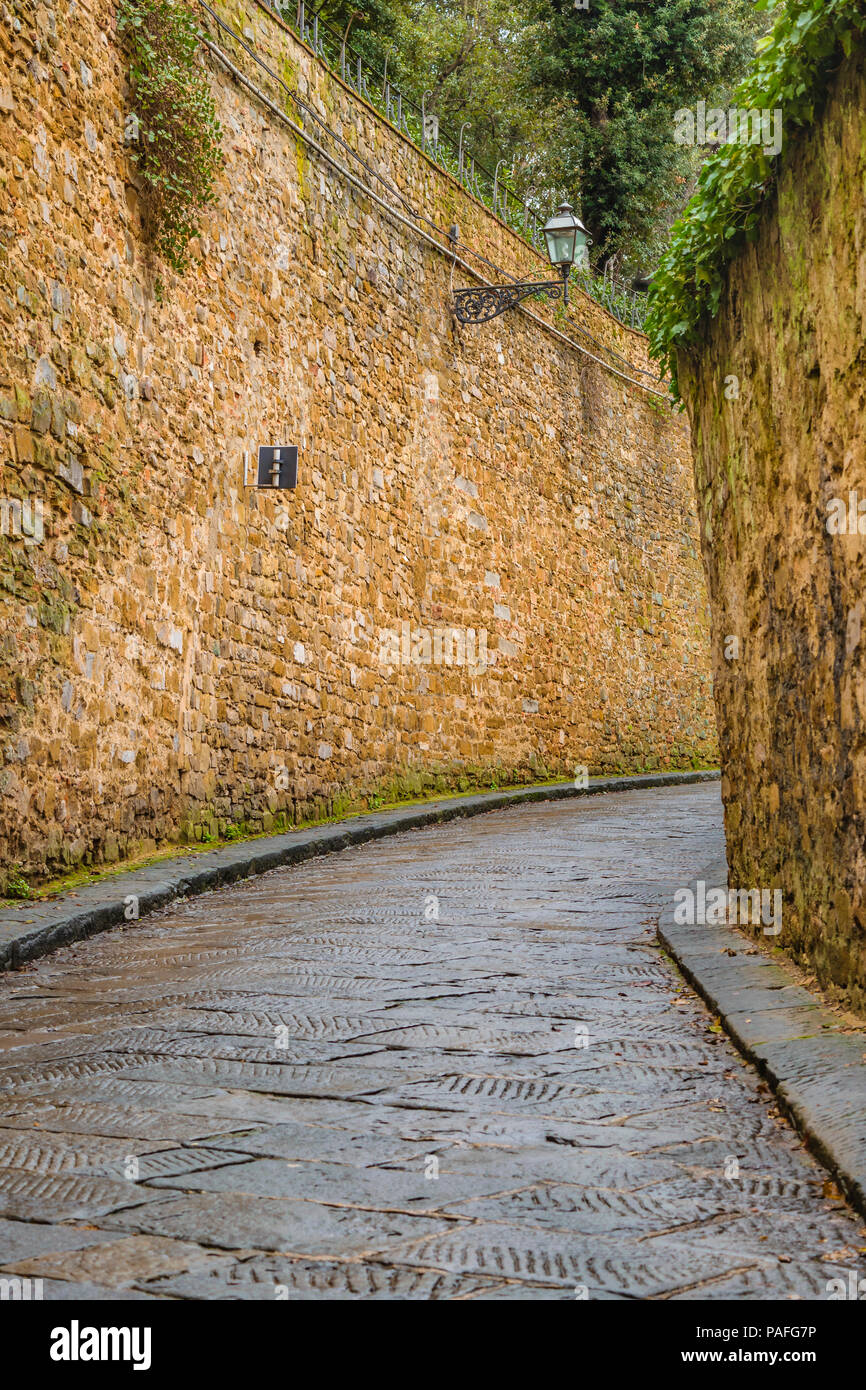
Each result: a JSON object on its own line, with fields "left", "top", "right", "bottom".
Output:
{"left": 255, "top": 445, "right": 298, "bottom": 489}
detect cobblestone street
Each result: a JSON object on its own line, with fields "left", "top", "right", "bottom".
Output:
{"left": 0, "top": 783, "right": 863, "bottom": 1300}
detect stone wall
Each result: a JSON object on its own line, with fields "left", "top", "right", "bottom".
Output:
{"left": 678, "top": 49, "right": 866, "bottom": 1011}
{"left": 0, "top": 0, "right": 716, "bottom": 887}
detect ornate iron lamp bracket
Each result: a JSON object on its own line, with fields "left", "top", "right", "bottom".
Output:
{"left": 453, "top": 276, "right": 568, "bottom": 325}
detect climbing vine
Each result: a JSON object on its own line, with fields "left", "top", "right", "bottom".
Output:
{"left": 117, "top": 0, "right": 224, "bottom": 273}
{"left": 645, "top": 0, "right": 866, "bottom": 398}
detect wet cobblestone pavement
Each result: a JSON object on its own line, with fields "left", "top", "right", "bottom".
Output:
{"left": 0, "top": 783, "right": 863, "bottom": 1300}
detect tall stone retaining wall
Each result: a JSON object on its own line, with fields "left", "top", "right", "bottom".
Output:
{"left": 0, "top": 0, "right": 716, "bottom": 885}
{"left": 678, "top": 49, "right": 866, "bottom": 1010}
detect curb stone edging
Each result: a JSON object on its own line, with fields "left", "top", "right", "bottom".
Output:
{"left": 0, "top": 769, "right": 719, "bottom": 971}
{"left": 658, "top": 856, "right": 866, "bottom": 1222}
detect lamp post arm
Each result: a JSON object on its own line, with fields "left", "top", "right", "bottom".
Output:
{"left": 453, "top": 277, "right": 569, "bottom": 325}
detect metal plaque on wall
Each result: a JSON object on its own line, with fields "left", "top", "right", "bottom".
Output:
{"left": 256, "top": 445, "right": 298, "bottom": 489}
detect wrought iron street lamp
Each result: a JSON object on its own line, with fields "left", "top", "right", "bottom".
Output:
{"left": 453, "top": 203, "right": 590, "bottom": 325}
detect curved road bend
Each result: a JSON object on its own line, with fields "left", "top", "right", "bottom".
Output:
{"left": 0, "top": 782, "right": 863, "bottom": 1299}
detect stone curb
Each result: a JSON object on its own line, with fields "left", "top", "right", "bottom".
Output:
{"left": 0, "top": 769, "right": 719, "bottom": 971}
{"left": 658, "top": 856, "right": 866, "bottom": 1220}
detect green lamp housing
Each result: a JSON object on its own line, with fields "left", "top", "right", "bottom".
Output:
{"left": 542, "top": 203, "right": 590, "bottom": 272}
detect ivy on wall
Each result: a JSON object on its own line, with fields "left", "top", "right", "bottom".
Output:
{"left": 117, "top": 0, "right": 224, "bottom": 273}
{"left": 645, "top": 0, "right": 866, "bottom": 398}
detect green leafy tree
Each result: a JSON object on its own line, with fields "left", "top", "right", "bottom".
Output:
{"left": 310, "top": 1, "right": 537, "bottom": 182}
{"left": 646, "top": 0, "right": 866, "bottom": 395}
{"left": 520, "top": 0, "right": 765, "bottom": 270}
{"left": 308, "top": 2, "right": 764, "bottom": 265}
{"left": 389, "top": 0, "right": 537, "bottom": 174}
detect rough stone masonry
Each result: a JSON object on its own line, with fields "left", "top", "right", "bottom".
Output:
{"left": 0, "top": 0, "right": 716, "bottom": 887}
{"left": 678, "top": 49, "right": 866, "bottom": 1012}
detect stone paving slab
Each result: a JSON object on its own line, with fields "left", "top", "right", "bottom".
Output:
{"left": 0, "top": 771, "right": 718, "bottom": 969}
{"left": 0, "top": 1217, "right": 124, "bottom": 1264}
{"left": 15, "top": 1278, "right": 166, "bottom": 1300}
{"left": 658, "top": 854, "right": 866, "bottom": 1218}
{"left": 0, "top": 1167, "right": 167, "bottom": 1224}
{"left": 200, "top": 1124, "right": 433, "bottom": 1168}
{"left": 138, "top": 1255, "right": 514, "bottom": 1301}
{"left": 369, "top": 1221, "right": 758, "bottom": 1295}
{"left": 1, "top": 1233, "right": 233, "bottom": 1289}
{"left": 146, "top": 1155, "right": 536, "bottom": 1210}
{"left": 99, "top": 1191, "right": 458, "bottom": 1258}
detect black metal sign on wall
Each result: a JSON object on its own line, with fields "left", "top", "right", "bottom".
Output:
{"left": 256, "top": 446, "right": 298, "bottom": 489}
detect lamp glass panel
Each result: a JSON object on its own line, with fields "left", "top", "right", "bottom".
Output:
{"left": 547, "top": 228, "right": 577, "bottom": 266}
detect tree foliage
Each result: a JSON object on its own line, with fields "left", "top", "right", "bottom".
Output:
{"left": 525, "top": 0, "right": 765, "bottom": 270}
{"left": 309, "top": 1, "right": 537, "bottom": 181}
{"left": 315, "top": 1, "right": 763, "bottom": 270}
{"left": 645, "top": 0, "right": 866, "bottom": 397}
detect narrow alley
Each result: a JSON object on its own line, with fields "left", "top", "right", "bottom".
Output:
{"left": 0, "top": 783, "right": 861, "bottom": 1300}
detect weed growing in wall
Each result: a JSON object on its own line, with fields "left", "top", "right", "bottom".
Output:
{"left": 117, "top": 0, "right": 224, "bottom": 272}
{"left": 4, "top": 865, "right": 32, "bottom": 900}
